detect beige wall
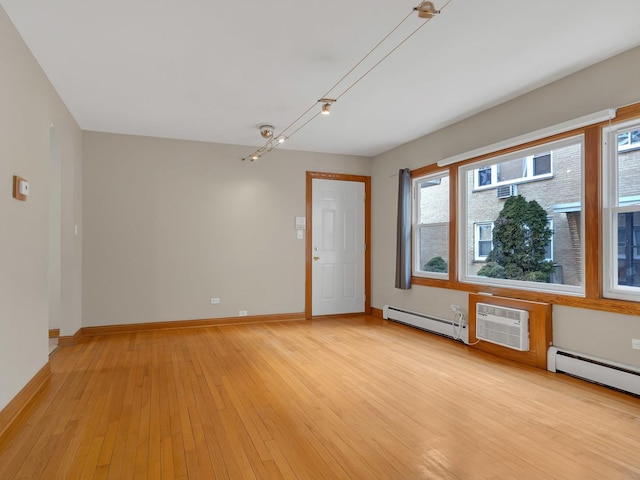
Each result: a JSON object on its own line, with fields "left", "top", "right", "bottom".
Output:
{"left": 4, "top": 2, "right": 640, "bottom": 415}
{"left": 82, "top": 132, "right": 371, "bottom": 326}
{"left": 0, "top": 6, "right": 83, "bottom": 411}
{"left": 372, "top": 45, "right": 640, "bottom": 368}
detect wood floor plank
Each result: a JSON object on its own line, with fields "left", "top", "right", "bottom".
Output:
{"left": 1, "top": 316, "right": 640, "bottom": 479}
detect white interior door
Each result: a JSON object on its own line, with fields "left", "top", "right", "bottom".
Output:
{"left": 312, "top": 179, "right": 365, "bottom": 315}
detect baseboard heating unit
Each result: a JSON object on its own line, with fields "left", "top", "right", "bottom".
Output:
{"left": 547, "top": 346, "right": 640, "bottom": 396}
{"left": 383, "top": 305, "right": 468, "bottom": 344}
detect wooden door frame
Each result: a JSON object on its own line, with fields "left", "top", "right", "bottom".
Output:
{"left": 306, "top": 171, "right": 372, "bottom": 318}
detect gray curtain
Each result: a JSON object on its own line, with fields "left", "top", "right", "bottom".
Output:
{"left": 395, "top": 168, "right": 411, "bottom": 289}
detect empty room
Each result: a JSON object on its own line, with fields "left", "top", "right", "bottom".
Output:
{"left": 1, "top": 1, "right": 640, "bottom": 478}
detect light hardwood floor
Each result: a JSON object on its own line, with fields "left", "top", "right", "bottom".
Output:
{"left": 1, "top": 316, "right": 639, "bottom": 479}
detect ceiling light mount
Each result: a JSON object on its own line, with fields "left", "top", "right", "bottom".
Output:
{"left": 258, "top": 124, "right": 274, "bottom": 139}
{"left": 318, "top": 98, "right": 336, "bottom": 115}
{"left": 414, "top": 1, "right": 440, "bottom": 19}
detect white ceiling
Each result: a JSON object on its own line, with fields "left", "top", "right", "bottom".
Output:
{"left": 3, "top": 0, "right": 640, "bottom": 157}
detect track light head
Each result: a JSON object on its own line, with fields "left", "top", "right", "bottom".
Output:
{"left": 318, "top": 98, "right": 336, "bottom": 115}
{"left": 414, "top": 1, "right": 440, "bottom": 18}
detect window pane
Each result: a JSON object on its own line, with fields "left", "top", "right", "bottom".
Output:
{"left": 616, "top": 211, "right": 640, "bottom": 287}
{"left": 478, "top": 224, "right": 492, "bottom": 241}
{"left": 497, "top": 158, "right": 525, "bottom": 183}
{"left": 478, "top": 167, "right": 492, "bottom": 187}
{"left": 533, "top": 154, "right": 551, "bottom": 176}
{"left": 418, "top": 225, "right": 449, "bottom": 273}
{"left": 478, "top": 240, "right": 492, "bottom": 257}
{"left": 618, "top": 132, "right": 630, "bottom": 146}
{"left": 414, "top": 173, "right": 449, "bottom": 277}
{"left": 462, "top": 137, "right": 583, "bottom": 291}
{"left": 617, "top": 140, "right": 640, "bottom": 204}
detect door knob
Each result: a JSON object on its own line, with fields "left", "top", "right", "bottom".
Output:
{"left": 313, "top": 256, "right": 320, "bottom": 261}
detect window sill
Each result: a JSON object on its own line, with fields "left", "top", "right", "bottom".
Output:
{"left": 410, "top": 275, "right": 640, "bottom": 316}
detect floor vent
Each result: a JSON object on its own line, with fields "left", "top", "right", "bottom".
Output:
{"left": 383, "top": 305, "right": 468, "bottom": 344}
{"left": 547, "top": 346, "right": 640, "bottom": 396}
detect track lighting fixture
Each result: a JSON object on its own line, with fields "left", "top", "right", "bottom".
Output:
{"left": 241, "top": 1, "right": 450, "bottom": 162}
{"left": 414, "top": 1, "right": 440, "bottom": 18}
{"left": 319, "top": 98, "right": 336, "bottom": 115}
{"left": 241, "top": 125, "right": 285, "bottom": 161}
{"left": 259, "top": 124, "right": 274, "bottom": 139}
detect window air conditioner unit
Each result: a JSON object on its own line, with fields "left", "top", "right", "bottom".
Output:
{"left": 497, "top": 184, "right": 517, "bottom": 199}
{"left": 476, "top": 303, "right": 529, "bottom": 351}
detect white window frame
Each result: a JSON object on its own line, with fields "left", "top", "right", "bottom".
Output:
{"left": 473, "top": 152, "right": 553, "bottom": 190}
{"left": 413, "top": 171, "right": 449, "bottom": 279}
{"left": 617, "top": 128, "right": 640, "bottom": 152}
{"left": 474, "top": 222, "right": 493, "bottom": 261}
{"left": 603, "top": 119, "right": 640, "bottom": 301}
{"left": 459, "top": 135, "right": 584, "bottom": 296}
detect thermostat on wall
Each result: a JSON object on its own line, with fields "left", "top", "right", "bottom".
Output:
{"left": 18, "top": 179, "right": 30, "bottom": 196}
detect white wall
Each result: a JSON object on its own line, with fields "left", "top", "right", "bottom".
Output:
{"left": 82, "top": 132, "right": 371, "bottom": 326}
{"left": 0, "top": 6, "right": 82, "bottom": 411}
{"left": 371, "top": 45, "right": 640, "bottom": 368}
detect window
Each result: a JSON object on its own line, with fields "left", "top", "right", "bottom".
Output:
{"left": 474, "top": 153, "right": 552, "bottom": 190}
{"left": 474, "top": 222, "right": 493, "bottom": 261}
{"left": 617, "top": 128, "right": 640, "bottom": 152}
{"left": 413, "top": 171, "right": 449, "bottom": 278}
{"left": 460, "top": 136, "right": 583, "bottom": 294}
{"left": 603, "top": 120, "right": 640, "bottom": 300}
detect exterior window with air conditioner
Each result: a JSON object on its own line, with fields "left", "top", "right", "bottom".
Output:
{"left": 460, "top": 135, "right": 584, "bottom": 295}
{"left": 473, "top": 153, "right": 552, "bottom": 190}
{"left": 603, "top": 120, "right": 640, "bottom": 301}
{"left": 413, "top": 171, "right": 449, "bottom": 278}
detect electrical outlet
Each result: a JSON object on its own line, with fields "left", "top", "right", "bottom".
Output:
{"left": 632, "top": 338, "right": 640, "bottom": 350}
{"left": 210, "top": 297, "right": 220, "bottom": 305}
{"left": 239, "top": 310, "right": 248, "bottom": 317}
